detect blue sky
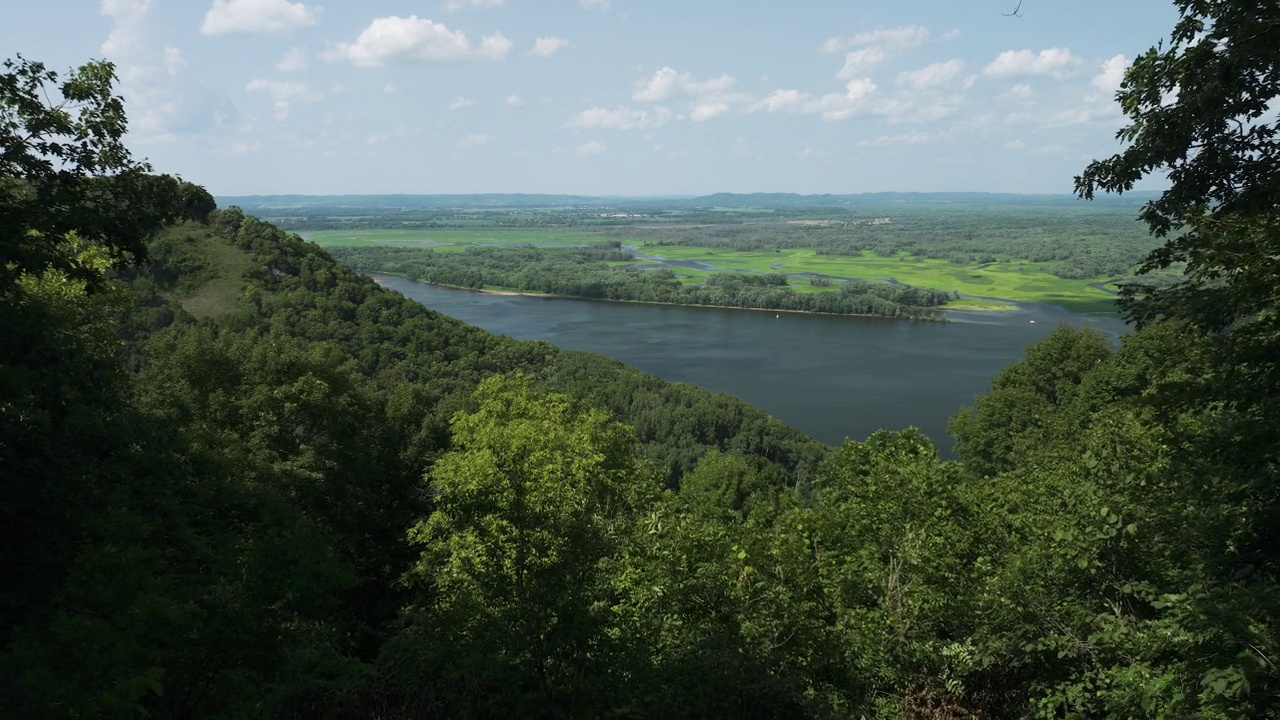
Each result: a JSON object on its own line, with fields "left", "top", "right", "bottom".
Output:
{"left": 5, "top": 1, "right": 1180, "bottom": 196}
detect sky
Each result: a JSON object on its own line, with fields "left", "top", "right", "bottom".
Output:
{"left": 4, "top": 1, "right": 1182, "bottom": 196}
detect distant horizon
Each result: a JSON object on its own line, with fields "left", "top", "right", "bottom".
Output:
{"left": 217, "top": 189, "right": 1163, "bottom": 200}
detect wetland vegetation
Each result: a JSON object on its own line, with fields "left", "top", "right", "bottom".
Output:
{"left": 235, "top": 195, "right": 1164, "bottom": 316}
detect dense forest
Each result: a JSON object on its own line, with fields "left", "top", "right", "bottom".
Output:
{"left": 4, "top": 1, "right": 1280, "bottom": 716}
{"left": 328, "top": 243, "right": 951, "bottom": 319}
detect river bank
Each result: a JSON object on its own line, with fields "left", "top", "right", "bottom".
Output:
{"left": 360, "top": 270, "right": 949, "bottom": 321}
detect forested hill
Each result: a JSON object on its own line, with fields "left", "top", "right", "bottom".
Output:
{"left": 131, "top": 210, "right": 829, "bottom": 483}
{"left": 9, "top": 199, "right": 1279, "bottom": 717}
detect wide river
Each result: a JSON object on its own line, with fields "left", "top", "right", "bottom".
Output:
{"left": 370, "top": 273, "right": 1129, "bottom": 454}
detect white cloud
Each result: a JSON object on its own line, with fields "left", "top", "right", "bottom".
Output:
{"left": 1092, "top": 54, "right": 1128, "bottom": 94}
{"left": 691, "top": 102, "right": 729, "bottom": 122}
{"left": 983, "top": 47, "right": 1082, "bottom": 78}
{"left": 100, "top": 0, "right": 239, "bottom": 139}
{"left": 896, "top": 59, "right": 968, "bottom": 91}
{"left": 162, "top": 47, "right": 186, "bottom": 75}
{"left": 245, "top": 78, "right": 322, "bottom": 120}
{"left": 530, "top": 36, "right": 569, "bottom": 57}
{"left": 383, "top": 83, "right": 398, "bottom": 94}
{"left": 458, "top": 133, "right": 495, "bottom": 147}
{"left": 443, "top": 0, "right": 505, "bottom": 10}
{"left": 506, "top": 94, "right": 523, "bottom": 106}
{"left": 449, "top": 96, "right": 475, "bottom": 110}
{"left": 858, "top": 131, "right": 929, "bottom": 147}
{"left": 100, "top": 0, "right": 149, "bottom": 57}
{"left": 836, "top": 47, "right": 884, "bottom": 80}
{"left": 230, "top": 140, "right": 261, "bottom": 154}
{"left": 575, "top": 139, "right": 606, "bottom": 155}
{"left": 277, "top": 47, "right": 307, "bottom": 71}
{"left": 579, "top": 0, "right": 611, "bottom": 10}
{"left": 753, "top": 78, "right": 877, "bottom": 121}
{"left": 566, "top": 105, "right": 671, "bottom": 130}
{"left": 201, "top": 0, "right": 319, "bottom": 36}
{"left": 633, "top": 67, "right": 736, "bottom": 102}
{"left": 327, "top": 16, "right": 513, "bottom": 66}
{"left": 822, "top": 25, "right": 931, "bottom": 54}
{"left": 1007, "top": 83, "right": 1033, "bottom": 98}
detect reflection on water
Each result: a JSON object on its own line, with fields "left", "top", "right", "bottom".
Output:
{"left": 369, "top": 273, "right": 1128, "bottom": 455}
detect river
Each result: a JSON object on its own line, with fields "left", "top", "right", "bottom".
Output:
{"left": 368, "top": 273, "right": 1129, "bottom": 454}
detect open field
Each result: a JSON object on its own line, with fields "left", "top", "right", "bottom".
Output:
{"left": 630, "top": 244, "right": 1118, "bottom": 314}
{"left": 305, "top": 228, "right": 1119, "bottom": 314}
{"left": 179, "top": 236, "right": 254, "bottom": 319}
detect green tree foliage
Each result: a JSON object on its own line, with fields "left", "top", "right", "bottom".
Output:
{"left": 1071, "top": 5, "right": 1280, "bottom": 712}
{"left": 10, "top": 27, "right": 1280, "bottom": 716}
{"left": 0, "top": 57, "right": 204, "bottom": 287}
{"left": 949, "top": 324, "right": 1112, "bottom": 477}
{"left": 807, "top": 429, "right": 980, "bottom": 717}
{"left": 1075, "top": 2, "right": 1280, "bottom": 454}
{"left": 1076, "top": 2, "right": 1280, "bottom": 327}
{"left": 388, "top": 374, "right": 658, "bottom": 715}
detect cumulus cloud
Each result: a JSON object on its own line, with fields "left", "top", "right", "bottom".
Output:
{"left": 327, "top": 16, "right": 512, "bottom": 66}
{"left": 458, "top": 133, "right": 495, "bottom": 147}
{"left": 276, "top": 46, "right": 307, "bottom": 71}
{"left": 448, "top": 96, "right": 475, "bottom": 110}
{"left": 1092, "top": 54, "right": 1128, "bottom": 94}
{"left": 230, "top": 140, "right": 262, "bottom": 154}
{"left": 896, "top": 59, "right": 969, "bottom": 91}
{"left": 983, "top": 47, "right": 1081, "bottom": 78}
{"left": 691, "top": 102, "right": 729, "bottom": 122}
{"left": 1007, "top": 83, "right": 1033, "bottom": 98}
{"left": 821, "top": 25, "right": 932, "bottom": 54}
{"left": 835, "top": 47, "right": 884, "bottom": 80}
{"left": 506, "top": 94, "right": 523, "bottom": 106}
{"left": 201, "top": 0, "right": 319, "bottom": 36}
{"left": 383, "top": 83, "right": 398, "bottom": 94}
{"left": 443, "top": 0, "right": 504, "bottom": 9}
{"left": 752, "top": 78, "right": 877, "bottom": 121}
{"left": 245, "top": 78, "right": 322, "bottom": 120}
{"left": 566, "top": 105, "right": 671, "bottom": 130}
{"left": 633, "top": 67, "right": 737, "bottom": 103}
{"left": 530, "top": 36, "right": 569, "bottom": 57}
{"left": 579, "top": 0, "right": 610, "bottom": 10}
{"left": 575, "top": 139, "right": 606, "bottom": 155}
{"left": 100, "top": 0, "right": 239, "bottom": 139}
{"left": 100, "top": 0, "right": 150, "bottom": 57}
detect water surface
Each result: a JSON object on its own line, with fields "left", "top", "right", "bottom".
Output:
{"left": 370, "top": 273, "right": 1128, "bottom": 454}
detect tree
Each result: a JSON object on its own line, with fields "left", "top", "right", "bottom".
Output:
{"left": 1, "top": 56, "right": 198, "bottom": 290}
{"left": 1074, "top": 16, "right": 1280, "bottom": 696}
{"left": 390, "top": 373, "right": 657, "bottom": 715}
{"left": 1074, "top": 2, "right": 1280, "bottom": 334}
